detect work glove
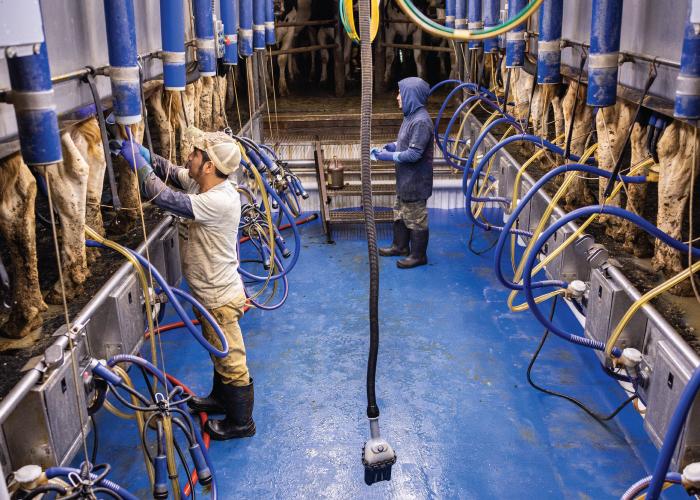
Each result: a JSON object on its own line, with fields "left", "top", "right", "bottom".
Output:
{"left": 382, "top": 142, "right": 397, "bottom": 153}
{"left": 375, "top": 150, "right": 399, "bottom": 162}
{"left": 119, "top": 139, "right": 153, "bottom": 185}
{"left": 370, "top": 147, "right": 381, "bottom": 161}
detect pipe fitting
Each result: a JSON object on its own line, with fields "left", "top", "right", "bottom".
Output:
{"left": 566, "top": 280, "right": 587, "bottom": 299}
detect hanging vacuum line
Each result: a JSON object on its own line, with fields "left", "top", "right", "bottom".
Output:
{"left": 675, "top": 3, "right": 700, "bottom": 119}
{"left": 467, "top": 0, "right": 483, "bottom": 50}
{"left": 395, "top": 0, "right": 542, "bottom": 40}
{"left": 253, "top": 0, "right": 267, "bottom": 50}
{"left": 357, "top": 0, "right": 397, "bottom": 486}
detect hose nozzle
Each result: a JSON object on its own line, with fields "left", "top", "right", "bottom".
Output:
{"left": 362, "top": 418, "right": 397, "bottom": 485}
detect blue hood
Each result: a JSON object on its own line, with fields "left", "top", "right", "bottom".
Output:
{"left": 399, "top": 77, "right": 430, "bottom": 116}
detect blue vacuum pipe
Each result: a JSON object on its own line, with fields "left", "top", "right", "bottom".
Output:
{"left": 586, "top": 0, "right": 623, "bottom": 107}
{"left": 6, "top": 43, "right": 62, "bottom": 165}
{"left": 265, "top": 0, "right": 276, "bottom": 45}
{"left": 221, "top": 0, "right": 239, "bottom": 65}
{"left": 537, "top": 0, "right": 563, "bottom": 84}
{"left": 523, "top": 205, "right": 700, "bottom": 354}
{"left": 193, "top": 0, "right": 217, "bottom": 76}
{"left": 103, "top": 0, "right": 142, "bottom": 125}
{"left": 467, "top": 0, "right": 483, "bottom": 50}
{"left": 159, "top": 0, "right": 186, "bottom": 90}
{"left": 505, "top": 0, "right": 527, "bottom": 67}
{"left": 239, "top": 0, "right": 254, "bottom": 56}
{"left": 253, "top": 0, "right": 266, "bottom": 50}
{"left": 675, "top": 5, "right": 700, "bottom": 119}
{"left": 455, "top": 0, "right": 466, "bottom": 30}
{"left": 45, "top": 468, "right": 138, "bottom": 500}
{"left": 445, "top": 0, "right": 456, "bottom": 28}
{"left": 483, "top": 0, "right": 500, "bottom": 53}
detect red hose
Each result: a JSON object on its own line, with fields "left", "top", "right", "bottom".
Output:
{"left": 165, "top": 373, "right": 210, "bottom": 497}
{"left": 238, "top": 213, "right": 318, "bottom": 244}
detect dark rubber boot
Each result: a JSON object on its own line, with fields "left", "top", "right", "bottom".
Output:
{"left": 397, "top": 229, "right": 429, "bottom": 269}
{"left": 205, "top": 379, "right": 256, "bottom": 441}
{"left": 379, "top": 221, "right": 410, "bottom": 257}
{"left": 187, "top": 371, "right": 224, "bottom": 414}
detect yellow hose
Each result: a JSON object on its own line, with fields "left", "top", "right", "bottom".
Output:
{"left": 239, "top": 144, "right": 277, "bottom": 301}
{"left": 163, "top": 415, "right": 181, "bottom": 500}
{"left": 85, "top": 226, "right": 158, "bottom": 368}
{"left": 506, "top": 144, "right": 598, "bottom": 312}
{"left": 343, "top": 0, "right": 380, "bottom": 42}
{"left": 606, "top": 259, "right": 700, "bottom": 358}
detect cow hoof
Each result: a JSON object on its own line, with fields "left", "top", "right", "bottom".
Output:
{"left": 1, "top": 306, "right": 44, "bottom": 340}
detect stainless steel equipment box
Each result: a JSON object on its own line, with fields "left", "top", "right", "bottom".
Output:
{"left": 85, "top": 274, "right": 144, "bottom": 360}
{"left": 643, "top": 334, "right": 700, "bottom": 470}
{"left": 1, "top": 341, "right": 90, "bottom": 469}
{"left": 0, "top": 0, "right": 44, "bottom": 58}
{"left": 160, "top": 224, "right": 182, "bottom": 287}
{"left": 584, "top": 267, "right": 647, "bottom": 363}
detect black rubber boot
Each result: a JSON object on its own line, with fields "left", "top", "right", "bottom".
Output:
{"left": 205, "top": 379, "right": 256, "bottom": 441}
{"left": 397, "top": 229, "right": 429, "bottom": 269}
{"left": 379, "top": 221, "right": 410, "bottom": 257}
{"left": 187, "top": 370, "right": 225, "bottom": 414}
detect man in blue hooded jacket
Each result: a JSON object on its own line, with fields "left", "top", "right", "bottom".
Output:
{"left": 371, "top": 77, "right": 434, "bottom": 268}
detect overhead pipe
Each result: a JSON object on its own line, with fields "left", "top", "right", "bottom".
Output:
{"left": 455, "top": 0, "right": 466, "bottom": 30}
{"left": 445, "top": 0, "right": 456, "bottom": 28}
{"left": 483, "top": 0, "right": 500, "bottom": 53}
{"left": 505, "top": 0, "right": 527, "bottom": 67}
{"left": 675, "top": 1, "right": 700, "bottom": 119}
{"left": 467, "top": 0, "right": 483, "bottom": 50}
{"left": 239, "top": 0, "right": 254, "bottom": 56}
{"left": 253, "top": 0, "right": 266, "bottom": 50}
{"left": 159, "top": 0, "right": 186, "bottom": 90}
{"left": 537, "top": 0, "right": 563, "bottom": 84}
{"left": 193, "top": 0, "right": 217, "bottom": 76}
{"left": 5, "top": 42, "right": 62, "bottom": 165}
{"left": 103, "top": 0, "right": 141, "bottom": 125}
{"left": 221, "top": 0, "right": 239, "bottom": 65}
{"left": 265, "top": 0, "right": 276, "bottom": 46}
{"left": 586, "top": 0, "right": 623, "bottom": 107}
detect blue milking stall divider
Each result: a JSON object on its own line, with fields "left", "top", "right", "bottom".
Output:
{"left": 1, "top": 0, "right": 700, "bottom": 498}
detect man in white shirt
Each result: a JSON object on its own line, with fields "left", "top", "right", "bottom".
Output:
{"left": 120, "top": 127, "right": 254, "bottom": 441}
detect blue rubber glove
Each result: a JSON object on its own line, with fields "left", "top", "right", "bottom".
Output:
{"left": 375, "top": 150, "right": 399, "bottom": 162}
{"left": 119, "top": 140, "right": 149, "bottom": 171}
{"left": 111, "top": 139, "right": 151, "bottom": 163}
{"left": 119, "top": 140, "right": 153, "bottom": 185}
{"left": 370, "top": 147, "right": 381, "bottom": 161}
{"left": 383, "top": 142, "right": 397, "bottom": 153}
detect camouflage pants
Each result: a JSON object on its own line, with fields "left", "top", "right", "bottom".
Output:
{"left": 194, "top": 293, "right": 250, "bottom": 386}
{"left": 393, "top": 197, "right": 428, "bottom": 231}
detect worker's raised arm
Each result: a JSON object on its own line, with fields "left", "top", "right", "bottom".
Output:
{"left": 119, "top": 141, "right": 195, "bottom": 219}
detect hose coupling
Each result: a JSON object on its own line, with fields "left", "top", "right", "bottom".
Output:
{"left": 88, "top": 358, "right": 123, "bottom": 386}
{"left": 617, "top": 348, "right": 643, "bottom": 372}
{"left": 682, "top": 462, "right": 700, "bottom": 495}
{"left": 566, "top": 280, "right": 587, "bottom": 299}
{"left": 585, "top": 243, "right": 609, "bottom": 269}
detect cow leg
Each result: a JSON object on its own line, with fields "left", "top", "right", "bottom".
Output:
{"left": 148, "top": 86, "right": 174, "bottom": 160}
{"left": 344, "top": 35, "right": 353, "bottom": 80}
{"left": 595, "top": 101, "right": 635, "bottom": 238}
{"left": 45, "top": 131, "right": 90, "bottom": 304}
{"left": 0, "top": 153, "right": 47, "bottom": 338}
{"left": 277, "top": 30, "right": 295, "bottom": 97}
{"left": 562, "top": 82, "right": 596, "bottom": 210}
{"left": 72, "top": 118, "right": 107, "bottom": 265}
{"left": 412, "top": 31, "right": 426, "bottom": 81}
{"left": 620, "top": 121, "right": 654, "bottom": 257}
{"left": 213, "top": 75, "right": 228, "bottom": 131}
{"left": 653, "top": 122, "right": 698, "bottom": 296}
{"left": 318, "top": 28, "right": 331, "bottom": 83}
{"left": 384, "top": 35, "right": 396, "bottom": 87}
{"left": 199, "top": 76, "right": 215, "bottom": 132}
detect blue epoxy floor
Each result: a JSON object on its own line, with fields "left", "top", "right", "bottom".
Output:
{"left": 91, "top": 209, "right": 679, "bottom": 499}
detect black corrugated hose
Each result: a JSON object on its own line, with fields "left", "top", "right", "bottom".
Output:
{"left": 359, "top": 0, "right": 380, "bottom": 421}
{"left": 359, "top": 0, "right": 396, "bottom": 486}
